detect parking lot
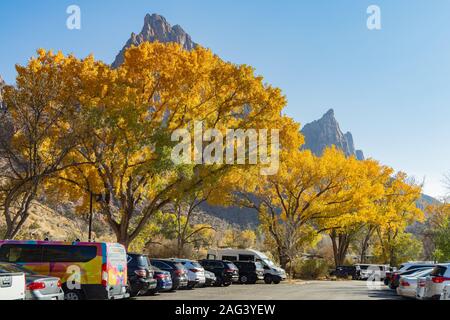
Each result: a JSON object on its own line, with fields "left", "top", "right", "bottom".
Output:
{"left": 137, "top": 280, "right": 402, "bottom": 301}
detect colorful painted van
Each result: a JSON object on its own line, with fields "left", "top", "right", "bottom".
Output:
{"left": 0, "top": 240, "right": 129, "bottom": 300}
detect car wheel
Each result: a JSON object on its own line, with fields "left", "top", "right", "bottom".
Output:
{"left": 223, "top": 282, "right": 232, "bottom": 287}
{"left": 64, "top": 290, "right": 84, "bottom": 300}
{"left": 273, "top": 279, "right": 281, "bottom": 284}
{"left": 240, "top": 275, "right": 248, "bottom": 284}
{"left": 264, "top": 275, "right": 273, "bottom": 284}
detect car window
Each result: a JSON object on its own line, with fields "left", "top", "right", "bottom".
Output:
{"left": 226, "top": 262, "right": 238, "bottom": 270}
{"left": 0, "top": 244, "right": 43, "bottom": 263}
{"left": 191, "top": 261, "right": 202, "bottom": 269}
{"left": 431, "top": 266, "right": 447, "bottom": 277}
{"left": 44, "top": 245, "right": 97, "bottom": 263}
{"left": 152, "top": 261, "right": 172, "bottom": 269}
{"left": 239, "top": 254, "right": 255, "bottom": 261}
{"left": 222, "top": 256, "right": 237, "bottom": 261}
{"left": 210, "top": 261, "right": 223, "bottom": 268}
{"left": 128, "top": 255, "right": 149, "bottom": 267}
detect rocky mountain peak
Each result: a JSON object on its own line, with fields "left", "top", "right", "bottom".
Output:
{"left": 301, "top": 109, "right": 365, "bottom": 160}
{"left": 112, "top": 13, "right": 197, "bottom": 68}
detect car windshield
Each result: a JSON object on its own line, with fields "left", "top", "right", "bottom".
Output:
{"left": 412, "top": 269, "right": 433, "bottom": 277}
{"left": 255, "top": 262, "right": 263, "bottom": 269}
{"left": 0, "top": 263, "right": 35, "bottom": 275}
{"left": 261, "top": 258, "right": 276, "bottom": 267}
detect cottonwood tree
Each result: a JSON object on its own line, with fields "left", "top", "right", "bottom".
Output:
{"left": 317, "top": 160, "right": 392, "bottom": 267}
{"left": 0, "top": 50, "right": 84, "bottom": 239}
{"left": 235, "top": 147, "right": 373, "bottom": 269}
{"left": 374, "top": 173, "right": 424, "bottom": 266}
{"left": 55, "top": 42, "right": 290, "bottom": 248}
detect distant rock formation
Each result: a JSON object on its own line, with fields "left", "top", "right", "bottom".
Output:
{"left": 112, "top": 13, "right": 197, "bottom": 68}
{"left": 301, "top": 109, "right": 365, "bottom": 160}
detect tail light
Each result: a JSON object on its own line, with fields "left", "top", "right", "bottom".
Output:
{"left": 225, "top": 269, "right": 234, "bottom": 273}
{"left": 27, "top": 282, "right": 46, "bottom": 291}
{"left": 134, "top": 269, "right": 147, "bottom": 277}
{"left": 175, "top": 269, "right": 185, "bottom": 276}
{"left": 400, "top": 279, "right": 410, "bottom": 287}
{"left": 57, "top": 280, "right": 62, "bottom": 288}
{"left": 156, "top": 274, "right": 168, "bottom": 280}
{"left": 101, "top": 263, "right": 108, "bottom": 287}
{"left": 432, "top": 276, "right": 450, "bottom": 284}
{"left": 190, "top": 269, "right": 200, "bottom": 273}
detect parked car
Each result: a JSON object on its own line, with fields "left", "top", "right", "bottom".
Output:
{"left": 9, "top": 264, "right": 64, "bottom": 300}
{"left": 171, "top": 259, "right": 206, "bottom": 289}
{"left": 199, "top": 259, "right": 239, "bottom": 286}
{"left": 204, "top": 270, "right": 217, "bottom": 287}
{"left": 384, "top": 267, "right": 398, "bottom": 285}
{"left": 149, "top": 259, "right": 189, "bottom": 290}
{"left": 152, "top": 268, "right": 173, "bottom": 293}
{"left": 389, "top": 266, "right": 434, "bottom": 289}
{"left": 0, "top": 240, "right": 129, "bottom": 300}
{"left": 233, "top": 261, "right": 265, "bottom": 284}
{"left": 0, "top": 262, "right": 26, "bottom": 300}
{"left": 440, "top": 284, "right": 450, "bottom": 300}
{"left": 422, "top": 264, "right": 450, "bottom": 300}
{"left": 207, "top": 249, "right": 286, "bottom": 284}
{"left": 396, "top": 268, "right": 434, "bottom": 299}
{"left": 330, "top": 265, "right": 361, "bottom": 280}
{"left": 355, "top": 264, "right": 389, "bottom": 280}
{"left": 127, "top": 253, "right": 157, "bottom": 297}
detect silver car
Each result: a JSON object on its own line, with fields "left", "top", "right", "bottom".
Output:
{"left": 396, "top": 268, "right": 433, "bottom": 299}
{"left": 423, "top": 263, "right": 450, "bottom": 300}
{"left": 11, "top": 264, "right": 64, "bottom": 300}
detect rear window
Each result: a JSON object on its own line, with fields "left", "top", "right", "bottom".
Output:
{"left": 107, "top": 245, "right": 126, "bottom": 265}
{"left": 0, "top": 263, "right": 26, "bottom": 273}
{"left": 226, "top": 262, "right": 238, "bottom": 270}
{"left": 151, "top": 260, "right": 172, "bottom": 269}
{"left": 431, "top": 266, "right": 447, "bottom": 277}
{"left": 128, "top": 255, "right": 149, "bottom": 267}
{"left": 191, "top": 262, "right": 202, "bottom": 269}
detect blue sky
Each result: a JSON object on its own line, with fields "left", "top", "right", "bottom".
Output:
{"left": 1, "top": 0, "right": 449, "bottom": 198}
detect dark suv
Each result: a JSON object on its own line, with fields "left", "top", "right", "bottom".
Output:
{"left": 330, "top": 266, "right": 361, "bottom": 280}
{"left": 199, "top": 260, "right": 239, "bottom": 286}
{"left": 234, "top": 261, "right": 265, "bottom": 284}
{"left": 149, "top": 259, "right": 189, "bottom": 290}
{"left": 127, "top": 253, "right": 157, "bottom": 297}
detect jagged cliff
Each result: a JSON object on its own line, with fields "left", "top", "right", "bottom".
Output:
{"left": 301, "top": 109, "right": 364, "bottom": 160}
{"left": 112, "top": 13, "right": 197, "bottom": 68}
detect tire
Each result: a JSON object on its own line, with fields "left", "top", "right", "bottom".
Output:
{"left": 64, "top": 289, "right": 84, "bottom": 300}
{"left": 240, "top": 275, "right": 248, "bottom": 284}
{"left": 264, "top": 275, "right": 273, "bottom": 284}
{"left": 273, "top": 279, "right": 281, "bottom": 285}
{"left": 223, "top": 282, "right": 232, "bottom": 287}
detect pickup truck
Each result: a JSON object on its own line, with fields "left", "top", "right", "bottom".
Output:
{"left": 0, "top": 263, "right": 26, "bottom": 300}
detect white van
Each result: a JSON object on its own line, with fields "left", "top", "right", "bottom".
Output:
{"left": 207, "top": 249, "right": 286, "bottom": 284}
{"left": 0, "top": 262, "right": 26, "bottom": 300}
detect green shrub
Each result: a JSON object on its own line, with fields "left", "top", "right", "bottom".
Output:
{"left": 292, "top": 259, "right": 330, "bottom": 280}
